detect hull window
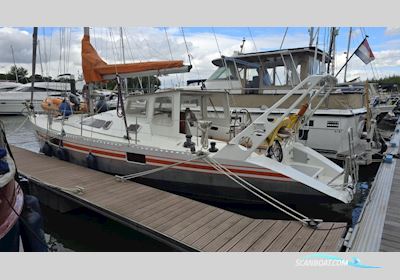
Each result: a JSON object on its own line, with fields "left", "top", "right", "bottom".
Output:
{"left": 126, "top": 153, "right": 146, "bottom": 163}
{"left": 327, "top": 120, "right": 340, "bottom": 128}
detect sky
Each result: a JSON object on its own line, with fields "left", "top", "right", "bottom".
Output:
{"left": 1, "top": 27, "right": 400, "bottom": 87}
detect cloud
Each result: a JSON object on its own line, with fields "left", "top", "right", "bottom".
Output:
{"left": 385, "top": 27, "right": 400, "bottom": 36}
{"left": 1, "top": 27, "right": 399, "bottom": 86}
{"left": 0, "top": 27, "right": 32, "bottom": 64}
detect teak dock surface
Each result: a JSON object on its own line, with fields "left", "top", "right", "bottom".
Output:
{"left": 11, "top": 145, "right": 347, "bottom": 252}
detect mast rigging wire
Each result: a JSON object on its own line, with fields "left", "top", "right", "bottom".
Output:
{"left": 279, "top": 27, "right": 288, "bottom": 49}
{"left": 247, "top": 27, "right": 258, "bottom": 51}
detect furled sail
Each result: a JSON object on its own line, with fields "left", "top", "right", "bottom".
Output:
{"left": 81, "top": 34, "right": 189, "bottom": 83}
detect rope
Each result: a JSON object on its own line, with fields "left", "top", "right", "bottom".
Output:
{"left": 116, "top": 153, "right": 208, "bottom": 181}
{"left": 181, "top": 27, "right": 201, "bottom": 80}
{"left": 181, "top": 27, "right": 192, "bottom": 65}
{"left": 54, "top": 185, "right": 85, "bottom": 195}
{"left": 203, "top": 156, "right": 314, "bottom": 225}
{"left": 6, "top": 115, "right": 30, "bottom": 136}
{"left": 164, "top": 27, "right": 174, "bottom": 60}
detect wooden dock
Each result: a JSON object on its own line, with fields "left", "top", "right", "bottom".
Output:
{"left": 348, "top": 123, "right": 400, "bottom": 251}
{"left": 380, "top": 156, "right": 400, "bottom": 251}
{"left": 11, "top": 145, "right": 347, "bottom": 252}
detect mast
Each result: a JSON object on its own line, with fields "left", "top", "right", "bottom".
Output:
{"left": 327, "top": 27, "right": 337, "bottom": 74}
{"left": 119, "top": 27, "right": 128, "bottom": 93}
{"left": 343, "top": 27, "right": 353, "bottom": 83}
{"left": 309, "top": 27, "right": 314, "bottom": 47}
{"left": 83, "top": 27, "right": 94, "bottom": 114}
{"left": 10, "top": 45, "right": 18, "bottom": 83}
{"left": 30, "top": 27, "right": 38, "bottom": 108}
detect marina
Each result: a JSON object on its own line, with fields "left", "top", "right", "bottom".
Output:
{"left": 1, "top": 26, "right": 400, "bottom": 253}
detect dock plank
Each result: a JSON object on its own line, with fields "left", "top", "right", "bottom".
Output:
{"left": 264, "top": 221, "right": 303, "bottom": 252}
{"left": 301, "top": 223, "right": 333, "bottom": 252}
{"left": 172, "top": 209, "right": 226, "bottom": 240}
{"left": 202, "top": 217, "right": 253, "bottom": 252}
{"left": 229, "top": 220, "right": 276, "bottom": 252}
{"left": 282, "top": 225, "right": 315, "bottom": 252}
{"left": 10, "top": 145, "right": 346, "bottom": 252}
{"left": 247, "top": 220, "right": 291, "bottom": 252}
{"left": 319, "top": 223, "right": 347, "bottom": 252}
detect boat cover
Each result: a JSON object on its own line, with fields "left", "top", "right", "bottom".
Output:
{"left": 81, "top": 35, "right": 184, "bottom": 83}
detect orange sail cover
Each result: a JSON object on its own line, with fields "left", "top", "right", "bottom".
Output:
{"left": 81, "top": 35, "right": 185, "bottom": 83}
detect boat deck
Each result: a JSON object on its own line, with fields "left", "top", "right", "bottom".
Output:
{"left": 11, "top": 145, "right": 347, "bottom": 252}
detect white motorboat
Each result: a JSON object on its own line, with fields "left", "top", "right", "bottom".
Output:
{"left": 0, "top": 81, "right": 20, "bottom": 92}
{"left": 186, "top": 47, "right": 386, "bottom": 165}
{"left": 0, "top": 81, "right": 83, "bottom": 115}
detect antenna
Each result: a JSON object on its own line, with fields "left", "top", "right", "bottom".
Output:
{"left": 240, "top": 37, "right": 246, "bottom": 53}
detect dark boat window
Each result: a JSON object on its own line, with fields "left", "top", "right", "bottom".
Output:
{"left": 127, "top": 124, "right": 140, "bottom": 132}
{"left": 298, "top": 129, "right": 309, "bottom": 140}
{"left": 81, "top": 118, "right": 107, "bottom": 128}
{"left": 126, "top": 153, "right": 146, "bottom": 163}
{"left": 103, "top": 120, "right": 113, "bottom": 130}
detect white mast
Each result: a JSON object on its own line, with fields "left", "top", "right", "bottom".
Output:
{"left": 10, "top": 45, "right": 18, "bottom": 83}
{"left": 83, "top": 27, "right": 94, "bottom": 114}
{"left": 120, "top": 27, "right": 128, "bottom": 93}
{"left": 343, "top": 27, "right": 353, "bottom": 83}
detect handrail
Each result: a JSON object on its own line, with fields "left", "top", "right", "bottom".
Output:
{"left": 215, "top": 74, "right": 337, "bottom": 161}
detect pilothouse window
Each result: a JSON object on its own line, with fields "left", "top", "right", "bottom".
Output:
{"left": 126, "top": 98, "right": 147, "bottom": 116}
{"left": 208, "top": 63, "right": 238, "bottom": 81}
{"left": 153, "top": 96, "right": 173, "bottom": 125}
{"left": 206, "top": 95, "right": 226, "bottom": 119}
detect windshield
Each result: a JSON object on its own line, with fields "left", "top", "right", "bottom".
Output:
{"left": 208, "top": 62, "right": 238, "bottom": 81}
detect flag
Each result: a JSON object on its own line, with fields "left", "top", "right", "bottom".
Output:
{"left": 355, "top": 39, "right": 375, "bottom": 65}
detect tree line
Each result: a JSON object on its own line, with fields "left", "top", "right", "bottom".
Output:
{"left": 0, "top": 66, "right": 52, "bottom": 83}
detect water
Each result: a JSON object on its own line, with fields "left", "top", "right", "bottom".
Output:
{"left": 0, "top": 115, "right": 381, "bottom": 251}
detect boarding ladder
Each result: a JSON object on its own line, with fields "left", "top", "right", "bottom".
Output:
{"left": 344, "top": 127, "right": 359, "bottom": 184}
{"left": 215, "top": 74, "right": 337, "bottom": 161}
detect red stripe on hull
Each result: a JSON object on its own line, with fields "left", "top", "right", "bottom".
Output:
{"left": 38, "top": 133, "right": 290, "bottom": 180}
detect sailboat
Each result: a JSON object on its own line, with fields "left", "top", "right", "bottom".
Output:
{"left": 27, "top": 30, "right": 357, "bottom": 209}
